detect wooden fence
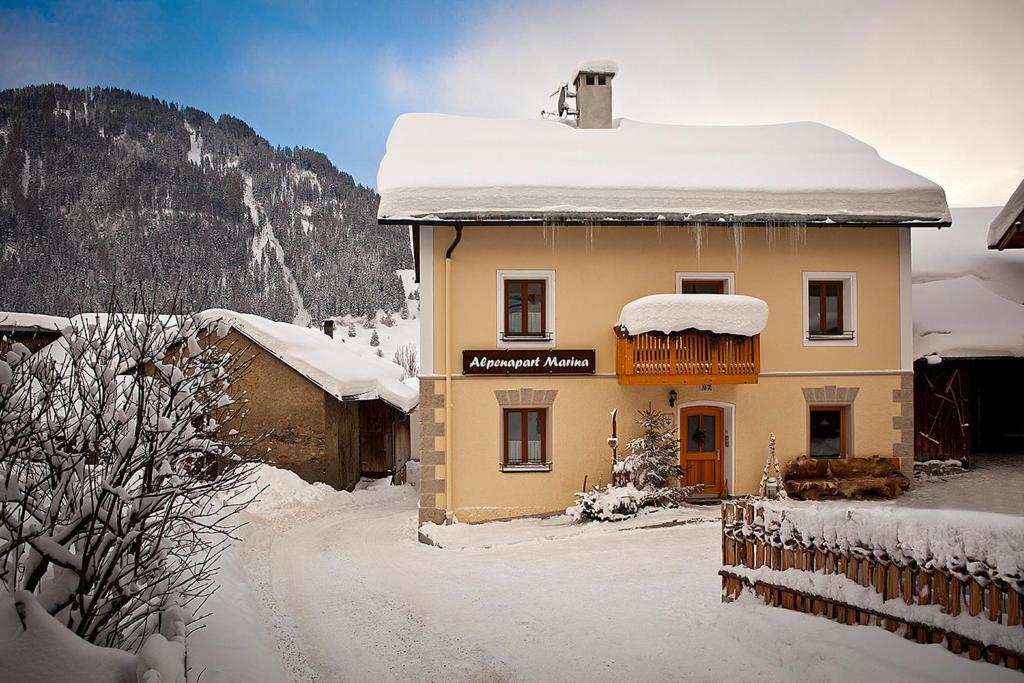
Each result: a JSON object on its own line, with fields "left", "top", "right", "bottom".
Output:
{"left": 720, "top": 500, "right": 1023, "bottom": 671}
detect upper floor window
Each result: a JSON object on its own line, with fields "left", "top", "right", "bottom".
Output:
{"left": 497, "top": 270, "right": 555, "bottom": 347}
{"left": 676, "top": 272, "right": 734, "bottom": 295}
{"left": 803, "top": 272, "right": 856, "bottom": 346}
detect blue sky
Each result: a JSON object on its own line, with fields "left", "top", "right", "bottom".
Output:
{"left": 2, "top": 1, "right": 1022, "bottom": 204}
{"left": 0, "top": 0, "right": 489, "bottom": 187}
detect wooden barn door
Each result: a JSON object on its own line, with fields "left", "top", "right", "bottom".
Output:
{"left": 680, "top": 406, "right": 724, "bottom": 497}
{"left": 359, "top": 402, "right": 392, "bottom": 476}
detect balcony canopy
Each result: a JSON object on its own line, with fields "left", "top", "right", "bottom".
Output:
{"left": 617, "top": 294, "right": 769, "bottom": 337}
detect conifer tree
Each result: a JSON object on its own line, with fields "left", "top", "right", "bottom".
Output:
{"left": 370, "top": 330, "right": 380, "bottom": 347}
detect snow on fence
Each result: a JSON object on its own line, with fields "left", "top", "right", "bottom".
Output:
{"left": 720, "top": 500, "right": 1024, "bottom": 671}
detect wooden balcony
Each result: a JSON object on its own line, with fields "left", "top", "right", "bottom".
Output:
{"left": 614, "top": 327, "right": 760, "bottom": 385}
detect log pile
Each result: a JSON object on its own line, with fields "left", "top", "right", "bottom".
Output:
{"left": 783, "top": 455, "right": 910, "bottom": 500}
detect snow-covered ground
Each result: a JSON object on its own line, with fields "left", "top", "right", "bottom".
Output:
{"left": 331, "top": 268, "right": 419, "bottom": 366}
{"left": 189, "top": 466, "right": 1021, "bottom": 682}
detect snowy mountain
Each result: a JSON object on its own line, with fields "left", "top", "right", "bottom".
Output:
{"left": 0, "top": 85, "right": 411, "bottom": 323}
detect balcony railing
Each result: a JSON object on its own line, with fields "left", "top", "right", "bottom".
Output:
{"left": 614, "top": 327, "right": 760, "bottom": 385}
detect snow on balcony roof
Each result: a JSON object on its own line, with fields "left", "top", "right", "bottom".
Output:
{"left": 197, "top": 309, "right": 419, "bottom": 413}
{"left": 377, "top": 115, "right": 950, "bottom": 225}
{"left": 987, "top": 177, "right": 1024, "bottom": 248}
{"left": 0, "top": 311, "right": 70, "bottom": 333}
{"left": 913, "top": 206, "right": 1024, "bottom": 359}
{"left": 571, "top": 59, "right": 618, "bottom": 83}
{"left": 617, "top": 294, "right": 768, "bottom": 337}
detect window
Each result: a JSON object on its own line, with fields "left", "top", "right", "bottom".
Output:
{"left": 809, "top": 406, "right": 847, "bottom": 458}
{"left": 503, "top": 408, "right": 547, "bottom": 468}
{"left": 808, "top": 280, "right": 843, "bottom": 335}
{"left": 504, "top": 279, "right": 545, "bottom": 337}
{"left": 597, "top": 74, "right": 606, "bottom": 86}
{"left": 802, "top": 272, "right": 856, "bottom": 345}
{"left": 586, "top": 74, "right": 595, "bottom": 86}
{"left": 675, "top": 272, "right": 734, "bottom": 295}
{"left": 497, "top": 270, "right": 555, "bottom": 347}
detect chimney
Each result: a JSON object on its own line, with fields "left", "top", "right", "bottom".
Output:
{"left": 322, "top": 319, "right": 335, "bottom": 338}
{"left": 572, "top": 60, "right": 617, "bottom": 129}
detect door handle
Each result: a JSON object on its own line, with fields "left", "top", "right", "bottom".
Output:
{"left": 716, "top": 449, "right": 721, "bottom": 461}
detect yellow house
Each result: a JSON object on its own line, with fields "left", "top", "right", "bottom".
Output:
{"left": 378, "top": 61, "right": 950, "bottom": 527}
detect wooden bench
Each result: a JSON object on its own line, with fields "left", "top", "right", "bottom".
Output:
{"left": 783, "top": 455, "right": 910, "bottom": 500}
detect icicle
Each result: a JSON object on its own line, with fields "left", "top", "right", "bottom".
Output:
{"left": 732, "top": 223, "right": 744, "bottom": 265}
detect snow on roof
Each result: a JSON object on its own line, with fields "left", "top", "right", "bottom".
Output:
{"left": 987, "top": 177, "right": 1024, "bottom": 248}
{"left": 377, "top": 115, "right": 950, "bottom": 224}
{"left": 571, "top": 59, "right": 618, "bottom": 83}
{"left": 913, "top": 207, "right": 1024, "bottom": 359}
{"left": 617, "top": 294, "right": 768, "bottom": 337}
{"left": 914, "top": 276, "right": 1024, "bottom": 359}
{"left": 198, "top": 309, "right": 419, "bottom": 413}
{"left": 0, "top": 311, "right": 70, "bottom": 333}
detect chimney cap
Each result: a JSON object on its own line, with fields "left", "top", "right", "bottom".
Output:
{"left": 571, "top": 59, "right": 618, "bottom": 84}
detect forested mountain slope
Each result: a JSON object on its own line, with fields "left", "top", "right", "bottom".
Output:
{"left": 0, "top": 85, "right": 410, "bottom": 323}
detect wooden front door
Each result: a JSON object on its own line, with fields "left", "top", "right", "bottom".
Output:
{"left": 680, "top": 406, "right": 725, "bottom": 497}
{"left": 359, "top": 401, "right": 392, "bottom": 476}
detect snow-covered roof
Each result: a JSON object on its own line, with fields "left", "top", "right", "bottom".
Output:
{"left": 0, "top": 311, "right": 69, "bottom": 333}
{"left": 377, "top": 115, "right": 950, "bottom": 225}
{"left": 571, "top": 59, "right": 618, "bottom": 83}
{"left": 913, "top": 207, "right": 1024, "bottom": 359}
{"left": 198, "top": 310, "right": 419, "bottom": 413}
{"left": 987, "top": 177, "right": 1024, "bottom": 248}
{"left": 617, "top": 294, "right": 768, "bottom": 337}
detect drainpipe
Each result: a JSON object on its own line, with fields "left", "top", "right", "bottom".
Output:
{"left": 444, "top": 225, "right": 463, "bottom": 523}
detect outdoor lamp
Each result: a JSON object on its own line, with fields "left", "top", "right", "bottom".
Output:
{"left": 668, "top": 389, "right": 677, "bottom": 407}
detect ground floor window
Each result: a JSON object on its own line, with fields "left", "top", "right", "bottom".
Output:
{"left": 503, "top": 408, "right": 547, "bottom": 467}
{"left": 809, "top": 405, "right": 848, "bottom": 458}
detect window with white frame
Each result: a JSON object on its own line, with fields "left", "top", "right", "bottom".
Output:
{"left": 675, "top": 272, "right": 735, "bottom": 295}
{"left": 802, "top": 272, "right": 856, "bottom": 345}
{"left": 496, "top": 270, "right": 555, "bottom": 347}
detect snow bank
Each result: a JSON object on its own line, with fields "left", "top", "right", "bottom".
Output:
{"left": 378, "top": 115, "right": 949, "bottom": 223}
{"left": 198, "top": 309, "right": 419, "bottom": 413}
{"left": 0, "top": 590, "right": 136, "bottom": 683}
{"left": 246, "top": 464, "right": 342, "bottom": 517}
{"left": 0, "top": 311, "right": 70, "bottom": 332}
{"left": 617, "top": 293, "right": 768, "bottom": 336}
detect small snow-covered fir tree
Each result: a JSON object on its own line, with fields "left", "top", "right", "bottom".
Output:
{"left": 381, "top": 312, "right": 396, "bottom": 327}
{"left": 347, "top": 321, "right": 357, "bottom": 338}
{"left": 569, "top": 407, "right": 701, "bottom": 522}
{"left": 370, "top": 330, "right": 380, "bottom": 347}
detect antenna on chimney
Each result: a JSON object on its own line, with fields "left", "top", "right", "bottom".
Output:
{"left": 541, "top": 82, "right": 576, "bottom": 120}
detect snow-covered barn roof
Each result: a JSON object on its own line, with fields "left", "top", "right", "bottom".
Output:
{"left": 617, "top": 294, "right": 769, "bottom": 337}
{"left": 987, "top": 177, "right": 1024, "bottom": 249}
{"left": 0, "top": 311, "right": 70, "bottom": 333}
{"left": 913, "top": 207, "right": 1024, "bottom": 359}
{"left": 377, "top": 115, "right": 950, "bottom": 225}
{"left": 197, "top": 309, "right": 419, "bottom": 413}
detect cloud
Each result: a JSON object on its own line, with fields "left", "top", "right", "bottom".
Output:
{"left": 393, "top": 0, "right": 1024, "bottom": 206}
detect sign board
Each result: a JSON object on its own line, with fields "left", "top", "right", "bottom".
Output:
{"left": 700, "top": 384, "right": 713, "bottom": 393}
{"left": 463, "top": 349, "right": 596, "bottom": 376}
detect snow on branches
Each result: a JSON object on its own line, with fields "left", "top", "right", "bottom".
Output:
{"left": 0, "top": 293, "right": 262, "bottom": 653}
{"left": 569, "top": 407, "right": 702, "bottom": 522}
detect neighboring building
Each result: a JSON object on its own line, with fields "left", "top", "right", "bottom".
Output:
{"left": 987, "top": 178, "right": 1024, "bottom": 250}
{"left": 195, "top": 310, "right": 419, "bottom": 489}
{"left": 0, "top": 312, "right": 68, "bottom": 355}
{"left": 378, "top": 61, "right": 951, "bottom": 526}
{"left": 913, "top": 207, "right": 1024, "bottom": 460}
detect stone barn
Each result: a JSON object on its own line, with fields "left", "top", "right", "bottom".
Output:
{"left": 197, "top": 310, "right": 419, "bottom": 490}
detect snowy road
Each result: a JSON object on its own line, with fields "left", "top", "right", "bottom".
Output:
{"left": 190, "top": 470, "right": 1020, "bottom": 683}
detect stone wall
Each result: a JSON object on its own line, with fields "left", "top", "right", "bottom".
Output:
{"left": 892, "top": 373, "right": 915, "bottom": 478}
{"left": 418, "top": 378, "right": 447, "bottom": 529}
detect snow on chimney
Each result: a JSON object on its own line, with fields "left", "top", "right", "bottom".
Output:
{"left": 571, "top": 60, "right": 617, "bottom": 129}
